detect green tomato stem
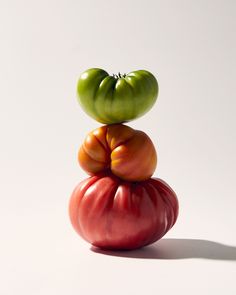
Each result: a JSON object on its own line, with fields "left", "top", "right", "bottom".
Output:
{"left": 112, "top": 72, "right": 127, "bottom": 79}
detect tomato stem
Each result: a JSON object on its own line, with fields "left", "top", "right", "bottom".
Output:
{"left": 112, "top": 72, "right": 127, "bottom": 79}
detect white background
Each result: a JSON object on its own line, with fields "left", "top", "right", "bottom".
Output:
{"left": 0, "top": 0, "right": 236, "bottom": 294}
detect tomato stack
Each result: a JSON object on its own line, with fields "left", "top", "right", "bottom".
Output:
{"left": 69, "top": 68, "right": 179, "bottom": 250}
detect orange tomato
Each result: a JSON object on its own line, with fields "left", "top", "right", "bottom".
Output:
{"left": 78, "top": 124, "right": 157, "bottom": 181}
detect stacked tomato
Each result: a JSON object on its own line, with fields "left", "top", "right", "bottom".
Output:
{"left": 69, "top": 68, "right": 179, "bottom": 250}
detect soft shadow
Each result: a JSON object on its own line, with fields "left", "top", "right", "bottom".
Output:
{"left": 90, "top": 239, "right": 236, "bottom": 260}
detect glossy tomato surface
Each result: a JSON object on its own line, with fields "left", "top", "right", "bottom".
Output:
{"left": 78, "top": 124, "right": 157, "bottom": 181}
{"left": 77, "top": 68, "right": 158, "bottom": 124}
{"left": 69, "top": 173, "right": 178, "bottom": 250}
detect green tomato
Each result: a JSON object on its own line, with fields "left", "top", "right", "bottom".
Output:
{"left": 77, "top": 68, "right": 158, "bottom": 124}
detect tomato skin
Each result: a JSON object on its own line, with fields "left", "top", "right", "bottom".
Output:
{"left": 78, "top": 124, "right": 157, "bottom": 181}
{"left": 69, "top": 173, "right": 178, "bottom": 250}
{"left": 77, "top": 68, "right": 158, "bottom": 124}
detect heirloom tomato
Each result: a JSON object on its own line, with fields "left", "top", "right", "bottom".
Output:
{"left": 77, "top": 68, "right": 158, "bottom": 124}
{"left": 69, "top": 173, "right": 178, "bottom": 250}
{"left": 78, "top": 124, "right": 157, "bottom": 181}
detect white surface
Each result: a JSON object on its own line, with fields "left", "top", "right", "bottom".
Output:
{"left": 0, "top": 0, "right": 236, "bottom": 294}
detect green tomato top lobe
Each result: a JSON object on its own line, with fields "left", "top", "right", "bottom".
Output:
{"left": 77, "top": 68, "right": 158, "bottom": 124}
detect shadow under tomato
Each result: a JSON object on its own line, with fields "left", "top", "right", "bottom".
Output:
{"left": 90, "top": 238, "right": 236, "bottom": 260}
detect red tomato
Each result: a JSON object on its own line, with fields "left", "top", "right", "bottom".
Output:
{"left": 69, "top": 173, "right": 178, "bottom": 250}
{"left": 78, "top": 124, "right": 157, "bottom": 181}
